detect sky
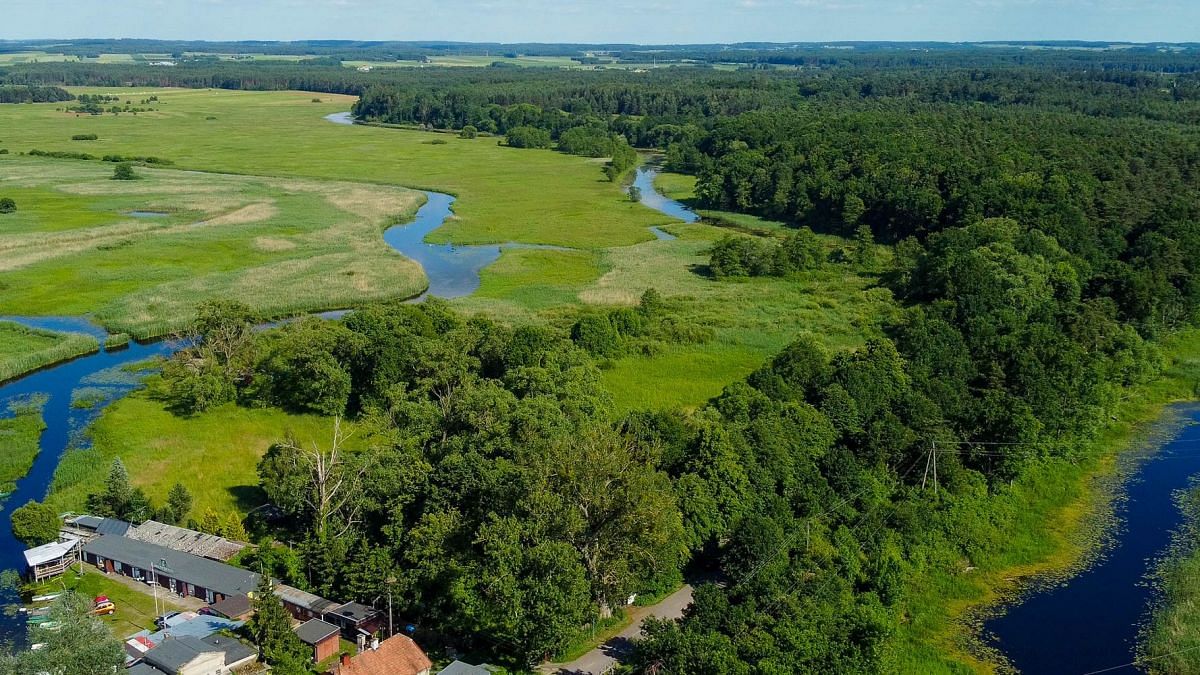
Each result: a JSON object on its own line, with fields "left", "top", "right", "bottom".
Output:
{"left": 3, "top": 0, "right": 1198, "bottom": 45}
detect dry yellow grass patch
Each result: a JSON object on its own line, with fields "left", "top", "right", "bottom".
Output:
{"left": 253, "top": 236, "right": 297, "bottom": 252}
{"left": 195, "top": 200, "right": 278, "bottom": 227}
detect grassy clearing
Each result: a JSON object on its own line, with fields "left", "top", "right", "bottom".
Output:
{"left": 25, "top": 569, "right": 185, "bottom": 639}
{"left": 0, "top": 158, "right": 426, "bottom": 338}
{"left": 0, "top": 395, "right": 46, "bottom": 494}
{"left": 0, "top": 321, "right": 98, "bottom": 383}
{"left": 48, "top": 382, "right": 353, "bottom": 518}
{"left": 582, "top": 222, "right": 895, "bottom": 413}
{"left": 888, "top": 329, "right": 1200, "bottom": 673}
{"left": 0, "top": 87, "right": 662, "bottom": 249}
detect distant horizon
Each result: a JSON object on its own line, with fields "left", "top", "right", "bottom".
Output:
{"left": 3, "top": 38, "right": 1198, "bottom": 48}
{"left": 4, "top": 0, "right": 1199, "bottom": 45}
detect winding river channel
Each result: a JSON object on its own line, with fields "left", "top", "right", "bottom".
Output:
{"left": 0, "top": 118, "right": 698, "bottom": 643}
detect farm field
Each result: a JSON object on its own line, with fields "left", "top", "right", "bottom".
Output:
{"left": 0, "top": 157, "right": 427, "bottom": 338}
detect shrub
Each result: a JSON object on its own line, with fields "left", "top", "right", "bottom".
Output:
{"left": 424, "top": 138, "right": 448, "bottom": 145}
{"left": 571, "top": 313, "right": 622, "bottom": 358}
{"left": 505, "top": 125, "right": 552, "bottom": 149}
{"left": 459, "top": 125, "right": 478, "bottom": 139}
{"left": 10, "top": 500, "right": 60, "bottom": 547}
{"left": 0, "top": 149, "right": 7, "bottom": 154}
{"left": 0, "top": 197, "right": 15, "bottom": 214}
{"left": 71, "top": 133, "right": 98, "bottom": 141}
{"left": 111, "top": 162, "right": 138, "bottom": 181}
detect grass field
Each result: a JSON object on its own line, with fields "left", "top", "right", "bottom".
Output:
{"left": 0, "top": 157, "right": 427, "bottom": 337}
{"left": 0, "top": 395, "right": 46, "bottom": 494}
{"left": 0, "top": 321, "right": 98, "bottom": 383}
{"left": 47, "top": 383, "right": 354, "bottom": 518}
{"left": 0, "top": 87, "right": 661, "bottom": 249}
{"left": 25, "top": 569, "right": 186, "bottom": 639}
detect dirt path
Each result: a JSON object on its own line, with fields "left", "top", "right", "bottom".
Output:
{"left": 540, "top": 584, "right": 693, "bottom": 675}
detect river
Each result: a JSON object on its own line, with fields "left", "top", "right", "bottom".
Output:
{"left": 0, "top": 124, "right": 701, "bottom": 644}
{"left": 984, "top": 405, "right": 1200, "bottom": 674}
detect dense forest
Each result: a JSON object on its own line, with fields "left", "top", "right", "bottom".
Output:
{"left": 0, "top": 85, "right": 71, "bottom": 103}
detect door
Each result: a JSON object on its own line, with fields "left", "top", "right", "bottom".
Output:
{"left": 105, "top": 559, "right": 114, "bottom": 574}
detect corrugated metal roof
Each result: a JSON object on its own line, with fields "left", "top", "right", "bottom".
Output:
{"left": 83, "top": 534, "right": 259, "bottom": 597}
{"left": 127, "top": 520, "right": 245, "bottom": 561}
{"left": 276, "top": 583, "right": 340, "bottom": 614}
{"left": 23, "top": 538, "right": 78, "bottom": 568}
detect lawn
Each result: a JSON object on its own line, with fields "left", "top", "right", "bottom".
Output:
{"left": 0, "top": 87, "right": 662, "bottom": 249}
{"left": 0, "top": 321, "right": 98, "bottom": 383}
{"left": 47, "top": 385, "right": 351, "bottom": 519}
{"left": 0, "top": 157, "right": 427, "bottom": 338}
{"left": 0, "top": 395, "right": 46, "bottom": 494}
{"left": 25, "top": 569, "right": 185, "bottom": 639}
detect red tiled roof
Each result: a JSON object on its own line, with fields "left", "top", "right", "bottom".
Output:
{"left": 328, "top": 635, "right": 431, "bottom": 675}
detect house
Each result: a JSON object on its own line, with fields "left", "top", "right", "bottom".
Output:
{"left": 438, "top": 661, "right": 493, "bottom": 675}
{"left": 276, "top": 582, "right": 340, "bottom": 622}
{"left": 325, "top": 634, "right": 432, "bottom": 675}
{"left": 295, "top": 618, "right": 341, "bottom": 664}
{"left": 323, "top": 601, "right": 384, "bottom": 641}
{"left": 206, "top": 594, "right": 252, "bottom": 621}
{"left": 82, "top": 534, "right": 259, "bottom": 603}
{"left": 60, "top": 514, "right": 131, "bottom": 541}
{"left": 126, "top": 520, "right": 246, "bottom": 561}
{"left": 136, "top": 634, "right": 256, "bottom": 674}
{"left": 23, "top": 538, "right": 79, "bottom": 582}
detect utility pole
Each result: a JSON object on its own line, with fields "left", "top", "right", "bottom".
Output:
{"left": 922, "top": 441, "right": 939, "bottom": 496}
{"left": 386, "top": 575, "right": 397, "bottom": 638}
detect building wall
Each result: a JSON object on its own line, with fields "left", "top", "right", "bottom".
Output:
{"left": 314, "top": 634, "right": 339, "bottom": 664}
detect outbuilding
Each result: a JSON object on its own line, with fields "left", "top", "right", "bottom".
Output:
{"left": 295, "top": 618, "right": 341, "bottom": 664}
{"left": 23, "top": 538, "right": 79, "bottom": 582}
{"left": 81, "top": 534, "right": 259, "bottom": 603}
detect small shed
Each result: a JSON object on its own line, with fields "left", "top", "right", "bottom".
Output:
{"left": 295, "top": 618, "right": 341, "bottom": 664}
{"left": 23, "top": 538, "right": 79, "bottom": 582}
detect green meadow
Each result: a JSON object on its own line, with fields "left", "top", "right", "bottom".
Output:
{"left": 47, "top": 381, "right": 353, "bottom": 518}
{"left": 0, "top": 321, "right": 98, "bottom": 383}
{"left": 0, "top": 88, "right": 661, "bottom": 248}
{"left": 0, "top": 157, "right": 427, "bottom": 338}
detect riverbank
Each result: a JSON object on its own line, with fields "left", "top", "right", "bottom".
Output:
{"left": 1140, "top": 477, "right": 1200, "bottom": 673}
{"left": 0, "top": 322, "right": 98, "bottom": 384}
{"left": 890, "top": 329, "right": 1200, "bottom": 673}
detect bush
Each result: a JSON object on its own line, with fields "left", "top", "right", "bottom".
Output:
{"left": 505, "top": 125, "right": 552, "bottom": 149}
{"left": 0, "top": 197, "right": 15, "bottom": 214}
{"left": 571, "top": 313, "right": 622, "bottom": 358}
{"left": 11, "top": 500, "right": 60, "bottom": 547}
{"left": 424, "top": 138, "right": 448, "bottom": 145}
{"left": 111, "top": 162, "right": 138, "bottom": 180}
{"left": 459, "top": 125, "right": 478, "bottom": 139}
{"left": 71, "top": 133, "right": 98, "bottom": 141}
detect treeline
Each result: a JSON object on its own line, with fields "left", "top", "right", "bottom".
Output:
{"left": 625, "top": 215, "right": 1161, "bottom": 669}
{"left": 0, "top": 84, "right": 72, "bottom": 103}
{"left": 681, "top": 105, "right": 1200, "bottom": 335}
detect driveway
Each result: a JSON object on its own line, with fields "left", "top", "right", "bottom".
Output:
{"left": 541, "top": 584, "right": 693, "bottom": 674}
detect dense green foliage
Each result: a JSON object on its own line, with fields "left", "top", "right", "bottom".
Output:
{"left": 0, "top": 198, "right": 13, "bottom": 214}
{"left": 10, "top": 500, "right": 60, "bottom": 547}
{"left": 0, "top": 593, "right": 124, "bottom": 675}
{"left": 0, "top": 85, "right": 71, "bottom": 103}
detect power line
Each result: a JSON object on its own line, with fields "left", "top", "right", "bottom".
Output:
{"left": 1081, "top": 643, "right": 1200, "bottom": 675}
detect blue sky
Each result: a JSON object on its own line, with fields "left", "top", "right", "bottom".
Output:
{"left": 4, "top": 0, "right": 1197, "bottom": 44}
